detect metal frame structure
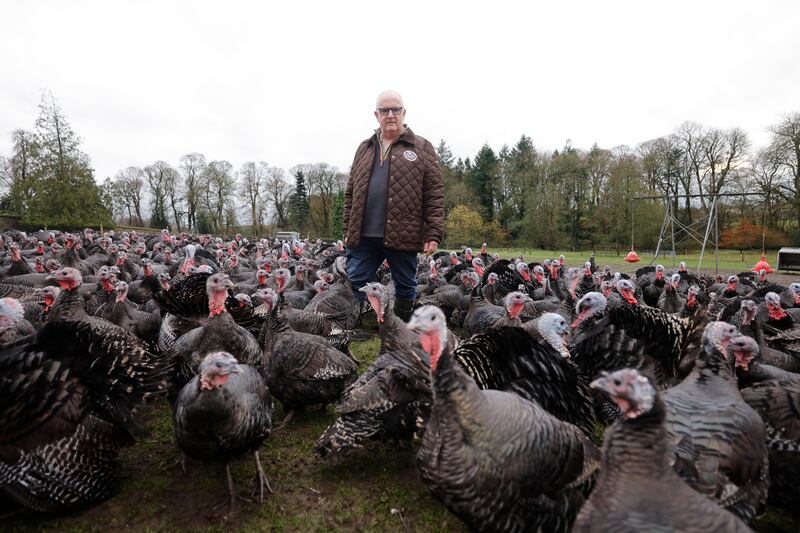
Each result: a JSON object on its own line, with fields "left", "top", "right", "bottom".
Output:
{"left": 633, "top": 192, "right": 767, "bottom": 274}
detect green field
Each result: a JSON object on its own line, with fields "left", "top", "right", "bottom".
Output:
{"left": 482, "top": 248, "right": 782, "bottom": 275}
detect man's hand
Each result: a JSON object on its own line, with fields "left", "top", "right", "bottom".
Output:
{"left": 423, "top": 241, "right": 438, "bottom": 255}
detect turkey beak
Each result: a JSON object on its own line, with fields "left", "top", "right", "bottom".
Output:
{"left": 406, "top": 316, "right": 422, "bottom": 334}
{"left": 589, "top": 374, "right": 610, "bottom": 395}
{"left": 46, "top": 273, "right": 56, "bottom": 281}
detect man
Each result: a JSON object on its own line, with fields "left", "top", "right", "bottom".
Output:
{"left": 343, "top": 90, "right": 444, "bottom": 321}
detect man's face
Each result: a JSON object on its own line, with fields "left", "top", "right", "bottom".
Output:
{"left": 374, "top": 94, "right": 405, "bottom": 137}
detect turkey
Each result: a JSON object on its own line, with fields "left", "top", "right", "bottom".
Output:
{"left": 463, "top": 288, "right": 531, "bottom": 336}
{"left": 415, "top": 271, "right": 477, "bottom": 325}
{"left": 273, "top": 268, "right": 317, "bottom": 310}
{"left": 95, "top": 281, "right": 161, "bottom": 347}
{"left": 253, "top": 287, "right": 339, "bottom": 338}
{"left": 657, "top": 273, "right": 685, "bottom": 314}
{"left": 410, "top": 306, "right": 599, "bottom": 533}
{"left": 479, "top": 258, "right": 526, "bottom": 299}
{"left": 759, "top": 291, "right": 796, "bottom": 331}
{"left": 571, "top": 292, "right": 706, "bottom": 387}
{"left": 303, "top": 257, "right": 360, "bottom": 330}
{"left": 680, "top": 285, "right": 703, "bottom": 318}
{"left": 573, "top": 368, "right": 750, "bottom": 532}
{"left": 740, "top": 374, "right": 800, "bottom": 509}
{"left": 3, "top": 243, "right": 33, "bottom": 277}
{"left": 0, "top": 297, "right": 36, "bottom": 347}
{"left": 315, "top": 337, "right": 431, "bottom": 457}
{"left": 125, "top": 258, "right": 161, "bottom": 305}
{"left": 173, "top": 351, "right": 273, "bottom": 512}
{"left": 21, "top": 286, "right": 60, "bottom": 329}
{"left": 315, "top": 281, "right": 454, "bottom": 457}
{"left": 729, "top": 299, "right": 800, "bottom": 374}
{"left": 636, "top": 264, "right": 666, "bottom": 307}
{"left": 164, "top": 273, "right": 262, "bottom": 393}
{"left": 359, "top": 282, "right": 458, "bottom": 356}
{"left": 0, "top": 296, "right": 167, "bottom": 511}
{"left": 729, "top": 332, "right": 798, "bottom": 389}
{"left": 662, "top": 322, "right": 769, "bottom": 523}
{"left": 258, "top": 297, "right": 358, "bottom": 427}
{"left": 455, "top": 313, "right": 597, "bottom": 438}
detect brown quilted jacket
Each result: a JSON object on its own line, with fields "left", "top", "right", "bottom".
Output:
{"left": 343, "top": 127, "right": 444, "bottom": 252}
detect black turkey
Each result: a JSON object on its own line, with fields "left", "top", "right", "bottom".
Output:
{"left": 0, "top": 284, "right": 167, "bottom": 512}
{"left": 573, "top": 368, "right": 750, "bottom": 532}
{"left": 410, "top": 306, "right": 598, "bottom": 533}
{"left": 173, "top": 351, "right": 273, "bottom": 512}
{"left": 662, "top": 322, "right": 769, "bottom": 523}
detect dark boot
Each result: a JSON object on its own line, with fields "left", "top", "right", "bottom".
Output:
{"left": 393, "top": 298, "right": 415, "bottom": 322}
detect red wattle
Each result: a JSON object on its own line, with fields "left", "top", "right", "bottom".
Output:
{"left": 768, "top": 305, "right": 787, "bottom": 321}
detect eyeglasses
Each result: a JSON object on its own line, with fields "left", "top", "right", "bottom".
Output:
{"left": 377, "top": 107, "right": 404, "bottom": 116}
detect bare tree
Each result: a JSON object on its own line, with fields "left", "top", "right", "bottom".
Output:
{"left": 769, "top": 112, "right": 800, "bottom": 237}
{"left": 112, "top": 166, "right": 145, "bottom": 225}
{"left": 179, "top": 152, "right": 207, "bottom": 232}
{"left": 699, "top": 127, "right": 750, "bottom": 199}
{"left": 675, "top": 121, "right": 706, "bottom": 212}
{"left": 263, "top": 165, "right": 292, "bottom": 228}
{"left": 237, "top": 161, "right": 267, "bottom": 234}
{"left": 202, "top": 160, "right": 235, "bottom": 233}
{"left": 103, "top": 177, "right": 128, "bottom": 223}
{"left": 750, "top": 148, "right": 783, "bottom": 229}
{"left": 164, "top": 166, "right": 184, "bottom": 231}
{"left": 297, "top": 162, "right": 347, "bottom": 236}
{"left": 143, "top": 160, "right": 174, "bottom": 228}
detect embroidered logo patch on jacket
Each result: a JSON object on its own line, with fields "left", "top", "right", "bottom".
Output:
{"left": 403, "top": 150, "right": 417, "bottom": 161}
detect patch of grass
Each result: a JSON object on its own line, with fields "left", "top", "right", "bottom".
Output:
{"left": 351, "top": 335, "right": 381, "bottom": 370}
{"left": 486, "top": 247, "right": 779, "bottom": 274}
{"left": 755, "top": 505, "right": 798, "bottom": 533}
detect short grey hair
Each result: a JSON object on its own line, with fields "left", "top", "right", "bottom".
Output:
{"left": 376, "top": 90, "right": 404, "bottom": 109}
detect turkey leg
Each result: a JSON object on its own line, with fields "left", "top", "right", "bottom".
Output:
{"left": 251, "top": 450, "right": 274, "bottom": 502}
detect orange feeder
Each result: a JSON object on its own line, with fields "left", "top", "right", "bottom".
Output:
{"left": 752, "top": 255, "right": 774, "bottom": 273}
{"left": 624, "top": 250, "right": 641, "bottom": 263}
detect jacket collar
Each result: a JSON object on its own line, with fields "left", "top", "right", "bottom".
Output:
{"left": 370, "top": 126, "right": 417, "bottom": 148}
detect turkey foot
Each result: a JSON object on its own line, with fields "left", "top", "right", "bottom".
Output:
{"left": 273, "top": 410, "right": 295, "bottom": 432}
{"left": 216, "top": 463, "right": 253, "bottom": 515}
{"left": 251, "top": 450, "right": 274, "bottom": 502}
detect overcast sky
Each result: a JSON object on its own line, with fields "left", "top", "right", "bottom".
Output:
{"left": 1, "top": 1, "right": 798, "bottom": 181}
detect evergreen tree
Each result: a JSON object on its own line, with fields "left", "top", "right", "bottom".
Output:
{"left": 331, "top": 189, "right": 344, "bottom": 240}
{"left": 289, "top": 169, "right": 310, "bottom": 231}
{"left": 436, "top": 139, "right": 455, "bottom": 169}
{"left": 11, "top": 91, "right": 112, "bottom": 228}
{"left": 466, "top": 144, "right": 499, "bottom": 220}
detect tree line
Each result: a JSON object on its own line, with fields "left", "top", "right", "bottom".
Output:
{"left": 2, "top": 92, "right": 798, "bottom": 250}
{"left": 438, "top": 115, "right": 800, "bottom": 251}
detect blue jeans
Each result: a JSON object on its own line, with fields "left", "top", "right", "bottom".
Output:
{"left": 346, "top": 237, "right": 418, "bottom": 302}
